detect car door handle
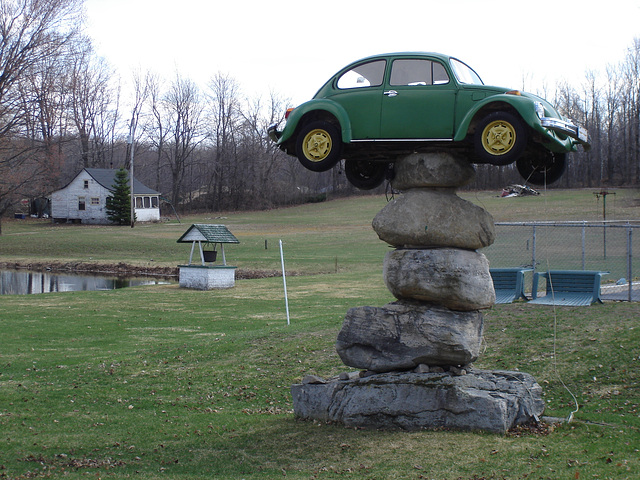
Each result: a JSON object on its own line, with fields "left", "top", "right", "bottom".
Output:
{"left": 384, "top": 90, "right": 398, "bottom": 97}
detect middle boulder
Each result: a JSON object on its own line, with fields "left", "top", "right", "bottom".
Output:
{"left": 372, "top": 188, "right": 495, "bottom": 249}
{"left": 383, "top": 248, "right": 495, "bottom": 311}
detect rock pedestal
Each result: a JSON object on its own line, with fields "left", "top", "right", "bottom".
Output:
{"left": 291, "top": 370, "right": 544, "bottom": 434}
{"left": 291, "top": 152, "right": 544, "bottom": 432}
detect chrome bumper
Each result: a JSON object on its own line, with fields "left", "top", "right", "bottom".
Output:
{"left": 541, "top": 117, "right": 589, "bottom": 145}
{"left": 267, "top": 122, "right": 281, "bottom": 143}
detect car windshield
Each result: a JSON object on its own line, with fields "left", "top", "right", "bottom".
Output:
{"left": 450, "top": 58, "right": 483, "bottom": 85}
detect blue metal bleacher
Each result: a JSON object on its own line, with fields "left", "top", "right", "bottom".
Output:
{"left": 490, "top": 268, "right": 533, "bottom": 304}
{"left": 528, "top": 270, "right": 609, "bottom": 306}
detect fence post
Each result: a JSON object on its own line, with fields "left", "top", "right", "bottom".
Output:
{"left": 628, "top": 224, "right": 633, "bottom": 302}
{"left": 582, "top": 222, "right": 586, "bottom": 270}
{"left": 532, "top": 225, "right": 537, "bottom": 270}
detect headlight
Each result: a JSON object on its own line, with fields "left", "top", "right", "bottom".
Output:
{"left": 534, "top": 101, "right": 545, "bottom": 119}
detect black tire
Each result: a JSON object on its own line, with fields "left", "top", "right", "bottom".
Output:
{"left": 344, "top": 159, "right": 389, "bottom": 190}
{"left": 474, "top": 111, "right": 527, "bottom": 166}
{"left": 295, "top": 121, "right": 342, "bottom": 172}
{"left": 516, "top": 151, "right": 566, "bottom": 185}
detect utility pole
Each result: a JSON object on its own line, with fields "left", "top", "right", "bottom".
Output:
{"left": 594, "top": 189, "right": 615, "bottom": 259}
{"left": 128, "top": 121, "right": 136, "bottom": 228}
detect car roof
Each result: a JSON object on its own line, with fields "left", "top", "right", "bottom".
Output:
{"left": 346, "top": 52, "right": 454, "bottom": 64}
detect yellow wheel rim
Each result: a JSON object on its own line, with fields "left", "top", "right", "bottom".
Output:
{"left": 481, "top": 120, "right": 516, "bottom": 155}
{"left": 302, "top": 128, "right": 332, "bottom": 162}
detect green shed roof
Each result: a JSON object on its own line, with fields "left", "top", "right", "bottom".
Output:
{"left": 177, "top": 224, "right": 239, "bottom": 244}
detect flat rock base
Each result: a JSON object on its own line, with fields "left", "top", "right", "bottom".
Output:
{"left": 291, "top": 369, "right": 544, "bottom": 434}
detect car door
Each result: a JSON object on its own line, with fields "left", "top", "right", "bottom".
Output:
{"left": 380, "top": 58, "right": 457, "bottom": 140}
{"left": 327, "top": 59, "right": 386, "bottom": 140}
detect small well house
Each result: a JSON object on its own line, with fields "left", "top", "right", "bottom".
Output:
{"left": 177, "top": 224, "right": 240, "bottom": 289}
{"left": 51, "top": 168, "right": 160, "bottom": 224}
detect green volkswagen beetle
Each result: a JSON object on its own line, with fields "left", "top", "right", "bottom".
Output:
{"left": 268, "top": 52, "right": 590, "bottom": 189}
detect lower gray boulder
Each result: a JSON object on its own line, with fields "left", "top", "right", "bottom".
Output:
{"left": 291, "top": 369, "right": 545, "bottom": 434}
{"left": 336, "top": 301, "right": 484, "bottom": 371}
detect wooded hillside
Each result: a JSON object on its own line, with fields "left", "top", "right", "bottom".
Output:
{"left": 1, "top": 0, "right": 638, "bottom": 223}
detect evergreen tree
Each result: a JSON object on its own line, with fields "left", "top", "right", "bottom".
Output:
{"left": 106, "top": 169, "right": 132, "bottom": 225}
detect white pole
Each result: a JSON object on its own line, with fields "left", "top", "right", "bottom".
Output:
{"left": 128, "top": 124, "right": 135, "bottom": 229}
{"left": 279, "top": 239, "right": 290, "bottom": 325}
{"left": 189, "top": 241, "right": 195, "bottom": 265}
{"left": 198, "top": 240, "right": 204, "bottom": 265}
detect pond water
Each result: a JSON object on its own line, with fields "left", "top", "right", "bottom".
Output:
{"left": 0, "top": 269, "right": 172, "bottom": 295}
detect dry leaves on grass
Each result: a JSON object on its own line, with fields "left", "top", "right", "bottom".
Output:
{"left": 506, "top": 419, "right": 557, "bottom": 437}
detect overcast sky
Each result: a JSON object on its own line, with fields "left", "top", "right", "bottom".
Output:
{"left": 84, "top": 0, "right": 640, "bottom": 106}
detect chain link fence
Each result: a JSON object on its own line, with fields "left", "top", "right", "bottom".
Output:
{"left": 482, "top": 221, "right": 640, "bottom": 302}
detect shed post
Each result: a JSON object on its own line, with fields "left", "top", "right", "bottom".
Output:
{"left": 189, "top": 241, "right": 196, "bottom": 265}
{"left": 198, "top": 240, "right": 205, "bottom": 265}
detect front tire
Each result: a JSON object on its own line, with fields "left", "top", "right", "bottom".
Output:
{"left": 474, "top": 112, "right": 527, "bottom": 166}
{"left": 516, "top": 151, "right": 566, "bottom": 185}
{"left": 295, "top": 121, "right": 342, "bottom": 172}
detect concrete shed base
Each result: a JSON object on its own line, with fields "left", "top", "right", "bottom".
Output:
{"left": 178, "top": 265, "right": 237, "bottom": 289}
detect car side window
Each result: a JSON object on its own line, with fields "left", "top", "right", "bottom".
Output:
{"left": 336, "top": 60, "right": 386, "bottom": 89}
{"left": 433, "top": 62, "right": 450, "bottom": 85}
{"left": 389, "top": 59, "right": 450, "bottom": 86}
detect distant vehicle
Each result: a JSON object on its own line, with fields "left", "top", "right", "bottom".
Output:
{"left": 501, "top": 184, "right": 540, "bottom": 197}
{"left": 268, "top": 52, "right": 590, "bottom": 189}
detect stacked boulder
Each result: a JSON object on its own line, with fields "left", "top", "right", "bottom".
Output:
{"left": 291, "top": 152, "right": 544, "bottom": 433}
{"left": 337, "top": 152, "right": 494, "bottom": 371}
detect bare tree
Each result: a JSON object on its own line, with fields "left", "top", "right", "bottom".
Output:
{"left": 121, "top": 69, "right": 152, "bottom": 188}
{"left": 18, "top": 44, "right": 70, "bottom": 193}
{"left": 162, "top": 74, "right": 205, "bottom": 206}
{"left": 0, "top": 0, "right": 84, "bottom": 233}
{"left": 142, "top": 73, "right": 167, "bottom": 192}
{"left": 238, "top": 90, "right": 294, "bottom": 208}
{"left": 67, "top": 37, "right": 118, "bottom": 168}
{"left": 204, "top": 72, "right": 241, "bottom": 209}
{"left": 621, "top": 38, "right": 640, "bottom": 184}
{"left": 603, "top": 64, "right": 621, "bottom": 183}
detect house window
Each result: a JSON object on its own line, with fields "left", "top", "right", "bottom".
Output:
{"left": 78, "top": 197, "right": 86, "bottom": 211}
{"left": 83, "top": 180, "right": 89, "bottom": 189}
{"left": 91, "top": 197, "right": 100, "bottom": 205}
{"left": 134, "top": 196, "right": 159, "bottom": 209}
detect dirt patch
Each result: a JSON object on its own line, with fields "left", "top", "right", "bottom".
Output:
{"left": 0, "top": 261, "right": 284, "bottom": 280}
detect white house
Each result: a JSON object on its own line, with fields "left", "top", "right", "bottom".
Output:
{"left": 51, "top": 168, "right": 161, "bottom": 224}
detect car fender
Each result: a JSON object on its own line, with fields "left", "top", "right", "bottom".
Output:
{"left": 453, "top": 94, "right": 576, "bottom": 152}
{"left": 453, "top": 94, "right": 541, "bottom": 141}
{"left": 277, "top": 99, "right": 353, "bottom": 145}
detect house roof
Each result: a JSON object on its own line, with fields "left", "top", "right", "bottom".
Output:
{"left": 85, "top": 168, "right": 160, "bottom": 195}
{"left": 177, "top": 224, "right": 240, "bottom": 244}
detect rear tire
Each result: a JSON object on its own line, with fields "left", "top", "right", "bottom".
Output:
{"left": 295, "top": 121, "right": 342, "bottom": 172}
{"left": 344, "top": 160, "right": 389, "bottom": 190}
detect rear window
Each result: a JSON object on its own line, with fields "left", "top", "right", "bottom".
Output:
{"left": 337, "top": 60, "right": 386, "bottom": 89}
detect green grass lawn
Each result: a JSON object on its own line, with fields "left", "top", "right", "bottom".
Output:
{"left": 1, "top": 189, "right": 640, "bottom": 479}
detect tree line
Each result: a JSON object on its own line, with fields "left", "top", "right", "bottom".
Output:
{"left": 1, "top": 0, "right": 639, "bottom": 232}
